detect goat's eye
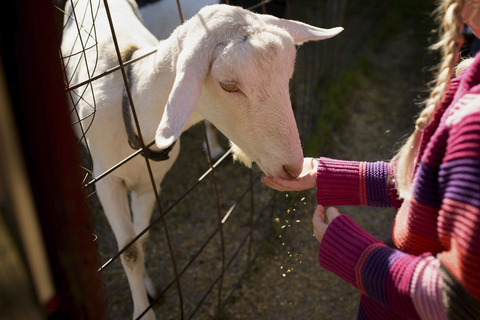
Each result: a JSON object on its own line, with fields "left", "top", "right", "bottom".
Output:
{"left": 220, "top": 82, "right": 239, "bottom": 92}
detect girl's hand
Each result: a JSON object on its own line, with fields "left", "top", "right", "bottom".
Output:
{"left": 261, "top": 157, "right": 318, "bottom": 191}
{"left": 312, "top": 205, "right": 340, "bottom": 243}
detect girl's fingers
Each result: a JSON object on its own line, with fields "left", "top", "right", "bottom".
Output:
{"left": 261, "top": 158, "right": 318, "bottom": 191}
{"left": 312, "top": 205, "right": 326, "bottom": 242}
{"left": 260, "top": 177, "right": 283, "bottom": 190}
{"left": 261, "top": 176, "right": 304, "bottom": 191}
{"left": 313, "top": 205, "right": 325, "bottom": 223}
{"left": 312, "top": 206, "right": 340, "bottom": 243}
{"left": 325, "top": 207, "right": 340, "bottom": 222}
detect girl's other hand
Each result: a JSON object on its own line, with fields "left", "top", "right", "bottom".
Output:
{"left": 312, "top": 205, "right": 340, "bottom": 243}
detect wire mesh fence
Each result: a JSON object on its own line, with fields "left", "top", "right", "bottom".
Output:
{"left": 56, "top": 0, "right": 344, "bottom": 318}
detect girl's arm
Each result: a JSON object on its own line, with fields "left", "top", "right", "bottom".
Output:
{"left": 261, "top": 157, "right": 403, "bottom": 209}
{"left": 318, "top": 100, "right": 480, "bottom": 319}
{"left": 316, "top": 157, "right": 402, "bottom": 208}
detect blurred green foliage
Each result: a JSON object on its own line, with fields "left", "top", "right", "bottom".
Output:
{"left": 303, "top": 0, "right": 438, "bottom": 156}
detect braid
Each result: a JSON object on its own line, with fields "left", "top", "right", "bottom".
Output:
{"left": 392, "top": 0, "right": 464, "bottom": 199}
{"left": 418, "top": 1, "right": 464, "bottom": 129}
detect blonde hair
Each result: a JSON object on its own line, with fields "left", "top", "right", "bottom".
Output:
{"left": 392, "top": 0, "right": 465, "bottom": 199}
{"left": 455, "top": 56, "right": 476, "bottom": 76}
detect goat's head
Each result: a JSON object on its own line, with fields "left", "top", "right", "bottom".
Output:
{"left": 155, "top": 4, "right": 343, "bottom": 179}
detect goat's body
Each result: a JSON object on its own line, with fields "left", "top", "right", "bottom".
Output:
{"left": 63, "top": 0, "right": 184, "bottom": 187}
{"left": 62, "top": 0, "right": 342, "bottom": 318}
{"left": 138, "top": 0, "right": 220, "bottom": 40}
{"left": 63, "top": 2, "right": 180, "bottom": 317}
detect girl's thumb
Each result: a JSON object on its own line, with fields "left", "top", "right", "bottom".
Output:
{"left": 325, "top": 207, "right": 340, "bottom": 223}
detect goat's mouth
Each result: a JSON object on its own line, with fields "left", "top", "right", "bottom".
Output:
{"left": 255, "top": 159, "right": 296, "bottom": 181}
{"left": 282, "top": 165, "right": 299, "bottom": 180}
{"left": 230, "top": 143, "right": 271, "bottom": 177}
{"left": 229, "top": 141, "right": 300, "bottom": 180}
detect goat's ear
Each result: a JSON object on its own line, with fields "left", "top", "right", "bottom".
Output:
{"left": 155, "top": 41, "right": 211, "bottom": 150}
{"left": 261, "top": 15, "right": 343, "bottom": 45}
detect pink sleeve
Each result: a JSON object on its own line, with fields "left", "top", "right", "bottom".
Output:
{"left": 316, "top": 157, "right": 401, "bottom": 208}
{"left": 319, "top": 214, "right": 447, "bottom": 319}
{"left": 316, "top": 158, "right": 364, "bottom": 206}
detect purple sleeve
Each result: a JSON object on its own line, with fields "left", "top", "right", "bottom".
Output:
{"left": 316, "top": 157, "right": 402, "bottom": 208}
{"left": 318, "top": 215, "right": 439, "bottom": 320}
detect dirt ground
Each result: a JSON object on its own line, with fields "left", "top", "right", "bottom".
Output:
{"left": 85, "top": 1, "right": 438, "bottom": 319}
{"left": 218, "top": 17, "right": 434, "bottom": 320}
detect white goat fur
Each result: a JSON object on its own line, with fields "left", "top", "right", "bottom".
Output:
{"left": 138, "top": 0, "right": 225, "bottom": 159}
{"left": 62, "top": 0, "right": 342, "bottom": 319}
{"left": 139, "top": 0, "right": 220, "bottom": 40}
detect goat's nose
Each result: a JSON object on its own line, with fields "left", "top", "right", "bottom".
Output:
{"left": 283, "top": 164, "right": 302, "bottom": 180}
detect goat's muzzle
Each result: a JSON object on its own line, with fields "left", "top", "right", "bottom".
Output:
{"left": 283, "top": 164, "right": 302, "bottom": 180}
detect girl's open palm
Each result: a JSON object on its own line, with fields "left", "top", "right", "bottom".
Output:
{"left": 261, "top": 157, "right": 318, "bottom": 191}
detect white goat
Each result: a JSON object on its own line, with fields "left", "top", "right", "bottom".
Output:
{"left": 62, "top": 0, "right": 342, "bottom": 319}
{"left": 137, "top": 0, "right": 220, "bottom": 39}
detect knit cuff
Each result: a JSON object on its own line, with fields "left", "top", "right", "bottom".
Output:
{"left": 316, "top": 157, "right": 363, "bottom": 206}
{"left": 387, "top": 161, "right": 403, "bottom": 209}
{"left": 316, "top": 157, "right": 402, "bottom": 208}
{"left": 366, "top": 161, "right": 392, "bottom": 207}
{"left": 319, "top": 214, "right": 384, "bottom": 288}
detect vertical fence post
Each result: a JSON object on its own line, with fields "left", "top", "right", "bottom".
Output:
{"left": 1, "top": 0, "right": 109, "bottom": 318}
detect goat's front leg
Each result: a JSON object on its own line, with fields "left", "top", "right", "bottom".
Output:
{"left": 95, "top": 176, "right": 155, "bottom": 320}
{"left": 131, "top": 189, "right": 158, "bottom": 300}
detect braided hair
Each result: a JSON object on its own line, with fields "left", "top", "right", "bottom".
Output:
{"left": 392, "top": 0, "right": 465, "bottom": 199}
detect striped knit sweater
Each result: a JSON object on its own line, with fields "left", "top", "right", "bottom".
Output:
{"left": 315, "top": 54, "right": 480, "bottom": 320}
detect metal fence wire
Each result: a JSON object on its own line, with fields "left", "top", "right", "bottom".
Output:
{"left": 61, "top": 0, "right": 282, "bottom": 319}
{"left": 56, "top": 0, "right": 345, "bottom": 318}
